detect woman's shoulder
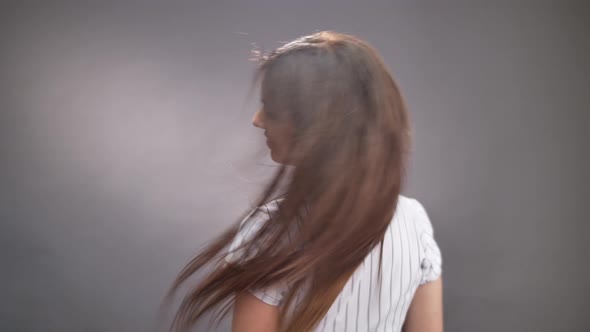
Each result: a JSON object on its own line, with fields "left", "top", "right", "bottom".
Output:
{"left": 259, "top": 196, "right": 427, "bottom": 222}
{"left": 397, "top": 195, "right": 434, "bottom": 234}
{"left": 397, "top": 194, "right": 427, "bottom": 215}
{"left": 243, "top": 197, "right": 284, "bottom": 220}
{"left": 256, "top": 195, "right": 432, "bottom": 232}
{"left": 260, "top": 197, "right": 284, "bottom": 213}
{"left": 398, "top": 196, "right": 443, "bottom": 284}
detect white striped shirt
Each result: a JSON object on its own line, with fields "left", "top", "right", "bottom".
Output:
{"left": 226, "top": 195, "right": 442, "bottom": 332}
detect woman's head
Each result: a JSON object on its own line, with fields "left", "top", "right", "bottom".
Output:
{"left": 251, "top": 31, "right": 409, "bottom": 169}
{"left": 168, "top": 31, "right": 411, "bottom": 332}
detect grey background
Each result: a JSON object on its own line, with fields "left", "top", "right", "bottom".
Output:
{"left": 1, "top": 1, "right": 588, "bottom": 331}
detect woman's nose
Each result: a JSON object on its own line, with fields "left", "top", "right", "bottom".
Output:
{"left": 252, "top": 110, "right": 265, "bottom": 129}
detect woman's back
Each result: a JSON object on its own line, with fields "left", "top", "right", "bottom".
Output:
{"left": 228, "top": 195, "right": 442, "bottom": 332}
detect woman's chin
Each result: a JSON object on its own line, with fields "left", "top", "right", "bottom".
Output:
{"left": 270, "top": 150, "right": 288, "bottom": 165}
{"left": 270, "top": 150, "right": 281, "bottom": 163}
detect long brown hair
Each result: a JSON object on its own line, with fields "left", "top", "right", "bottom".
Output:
{"left": 166, "top": 31, "right": 411, "bottom": 331}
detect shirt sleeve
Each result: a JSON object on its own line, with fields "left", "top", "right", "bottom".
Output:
{"left": 224, "top": 201, "right": 290, "bottom": 306}
{"left": 411, "top": 198, "right": 443, "bottom": 285}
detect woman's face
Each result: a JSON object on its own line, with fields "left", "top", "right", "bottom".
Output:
{"left": 252, "top": 105, "right": 296, "bottom": 165}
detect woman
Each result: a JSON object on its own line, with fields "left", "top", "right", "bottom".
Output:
{"left": 167, "top": 31, "right": 443, "bottom": 332}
